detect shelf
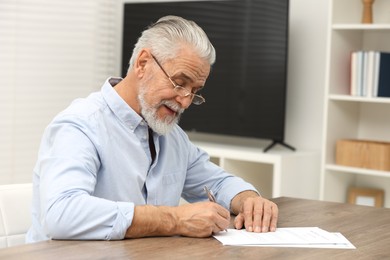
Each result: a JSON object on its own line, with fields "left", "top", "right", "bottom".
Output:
{"left": 325, "top": 164, "right": 390, "bottom": 178}
{"left": 333, "top": 24, "right": 390, "bottom": 30}
{"left": 321, "top": 0, "right": 390, "bottom": 208}
{"left": 329, "top": 94, "right": 390, "bottom": 104}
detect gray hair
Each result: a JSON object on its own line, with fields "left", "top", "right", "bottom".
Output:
{"left": 128, "top": 15, "right": 216, "bottom": 73}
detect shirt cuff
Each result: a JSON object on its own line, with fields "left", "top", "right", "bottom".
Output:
{"left": 219, "top": 181, "right": 258, "bottom": 212}
{"left": 106, "top": 202, "right": 135, "bottom": 240}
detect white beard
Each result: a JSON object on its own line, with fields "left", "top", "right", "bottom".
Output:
{"left": 137, "top": 87, "right": 184, "bottom": 135}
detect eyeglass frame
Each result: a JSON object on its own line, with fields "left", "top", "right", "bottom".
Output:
{"left": 151, "top": 54, "right": 206, "bottom": 105}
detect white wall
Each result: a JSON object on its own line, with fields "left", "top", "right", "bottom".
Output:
{"left": 285, "top": 0, "right": 329, "bottom": 151}
{"left": 0, "top": 0, "right": 120, "bottom": 184}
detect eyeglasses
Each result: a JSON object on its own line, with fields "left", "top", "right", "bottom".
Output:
{"left": 151, "top": 55, "right": 205, "bottom": 105}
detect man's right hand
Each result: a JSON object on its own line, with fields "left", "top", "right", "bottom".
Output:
{"left": 125, "top": 202, "right": 230, "bottom": 238}
{"left": 174, "top": 202, "right": 230, "bottom": 237}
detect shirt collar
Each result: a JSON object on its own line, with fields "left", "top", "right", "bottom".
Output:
{"left": 101, "top": 77, "right": 144, "bottom": 132}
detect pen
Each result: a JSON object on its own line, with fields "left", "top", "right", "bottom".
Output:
{"left": 203, "top": 186, "right": 228, "bottom": 232}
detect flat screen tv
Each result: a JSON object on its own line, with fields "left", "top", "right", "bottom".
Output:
{"left": 122, "top": 0, "right": 293, "bottom": 152}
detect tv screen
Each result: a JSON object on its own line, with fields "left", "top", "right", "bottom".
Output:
{"left": 122, "top": 0, "right": 290, "bottom": 149}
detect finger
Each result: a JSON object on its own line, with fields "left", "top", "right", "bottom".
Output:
{"left": 234, "top": 213, "right": 244, "bottom": 230}
{"left": 252, "top": 200, "right": 264, "bottom": 233}
{"left": 269, "top": 203, "right": 278, "bottom": 232}
{"left": 210, "top": 202, "right": 230, "bottom": 221}
{"left": 242, "top": 200, "right": 254, "bottom": 232}
{"left": 214, "top": 218, "right": 229, "bottom": 233}
{"left": 216, "top": 211, "right": 230, "bottom": 231}
{"left": 211, "top": 220, "right": 221, "bottom": 233}
{"left": 218, "top": 206, "right": 231, "bottom": 221}
{"left": 209, "top": 203, "right": 230, "bottom": 232}
{"left": 260, "top": 202, "right": 272, "bottom": 232}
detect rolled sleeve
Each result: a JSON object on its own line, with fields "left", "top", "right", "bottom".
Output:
{"left": 217, "top": 177, "right": 258, "bottom": 211}
{"left": 106, "top": 202, "right": 135, "bottom": 240}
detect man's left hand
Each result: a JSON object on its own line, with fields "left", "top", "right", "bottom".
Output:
{"left": 231, "top": 191, "right": 278, "bottom": 233}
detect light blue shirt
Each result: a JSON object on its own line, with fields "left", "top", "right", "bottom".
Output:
{"left": 26, "top": 77, "right": 257, "bottom": 242}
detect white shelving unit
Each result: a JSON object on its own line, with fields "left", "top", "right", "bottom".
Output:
{"left": 320, "top": 0, "right": 390, "bottom": 207}
{"left": 188, "top": 134, "right": 320, "bottom": 200}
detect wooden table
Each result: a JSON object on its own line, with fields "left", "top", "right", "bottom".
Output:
{"left": 1, "top": 197, "right": 389, "bottom": 259}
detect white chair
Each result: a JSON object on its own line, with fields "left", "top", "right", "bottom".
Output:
{"left": 0, "top": 183, "right": 32, "bottom": 248}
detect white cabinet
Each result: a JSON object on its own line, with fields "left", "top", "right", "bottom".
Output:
{"left": 190, "top": 135, "right": 320, "bottom": 200}
{"left": 320, "top": 0, "right": 390, "bottom": 207}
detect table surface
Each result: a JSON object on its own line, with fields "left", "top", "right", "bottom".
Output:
{"left": 1, "top": 197, "right": 389, "bottom": 259}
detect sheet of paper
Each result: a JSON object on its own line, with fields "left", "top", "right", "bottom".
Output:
{"left": 213, "top": 227, "right": 355, "bottom": 249}
{"left": 234, "top": 233, "right": 356, "bottom": 249}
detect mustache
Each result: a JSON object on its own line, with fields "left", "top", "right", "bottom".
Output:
{"left": 159, "top": 100, "right": 185, "bottom": 115}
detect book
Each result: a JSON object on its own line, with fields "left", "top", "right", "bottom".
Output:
{"left": 350, "top": 51, "right": 390, "bottom": 98}
{"left": 357, "top": 51, "right": 364, "bottom": 96}
{"left": 350, "top": 51, "right": 358, "bottom": 96}
{"left": 372, "top": 52, "right": 380, "bottom": 97}
{"left": 364, "top": 51, "right": 376, "bottom": 98}
{"left": 377, "top": 52, "right": 390, "bottom": 97}
{"left": 350, "top": 51, "right": 364, "bottom": 96}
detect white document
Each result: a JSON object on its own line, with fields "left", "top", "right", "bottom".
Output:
{"left": 213, "top": 227, "right": 355, "bottom": 249}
